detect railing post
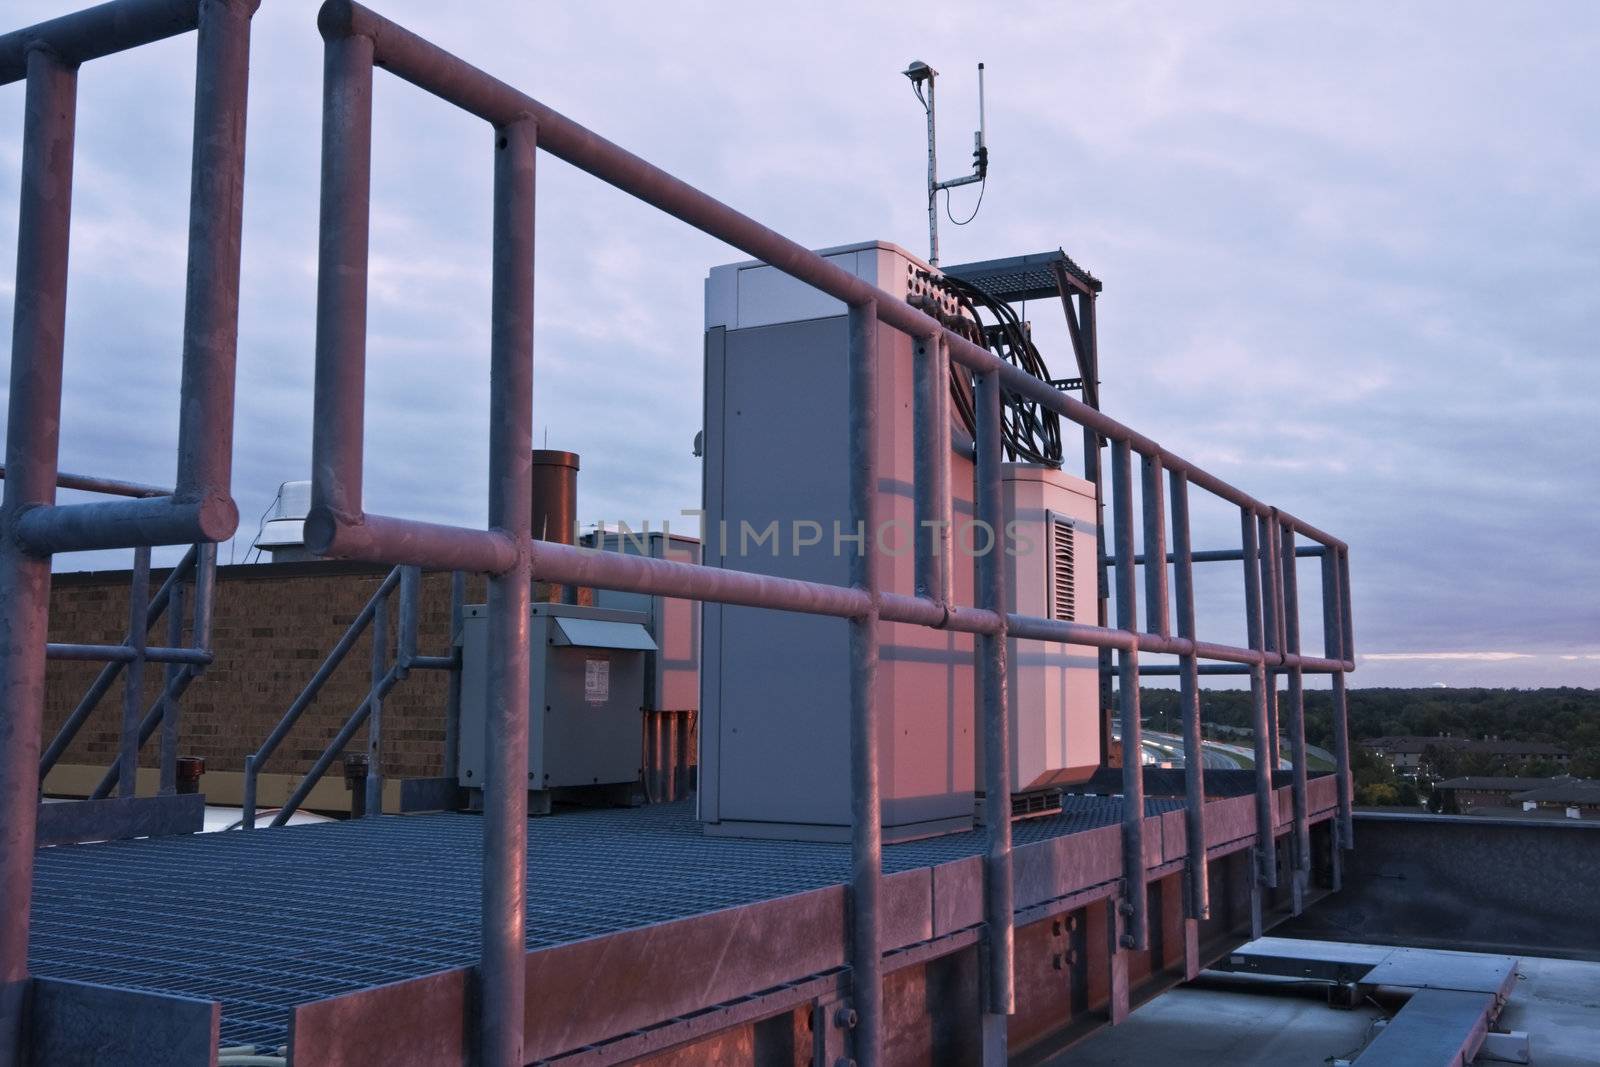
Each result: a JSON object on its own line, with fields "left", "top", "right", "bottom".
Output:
{"left": 913, "top": 333, "right": 952, "bottom": 607}
{"left": 1258, "top": 513, "right": 1283, "bottom": 771}
{"left": 1323, "top": 549, "right": 1354, "bottom": 848}
{"left": 193, "top": 541, "right": 216, "bottom": 650}
{"left": 0, "top": 46, "right": 77, "bottom": 1051}
{"left": 117, "top": 459, "right": 154, "bottom": 789}
{"left": 442, "top": 569, "right": 466, "bottom": 780}
{"left": 396, "top": 565, "right": 420, "bottom": 676}
{"left": 1140, "top": 455, "right": 1169, "bottom": 639}
{"left": 479, "top": 113, "right": 537, "bottom": 1067}
{"left": 847, "top": 300, "right": 884, "bottom": 1067}
{"left": 241, "top": 754, "right": 257, "bottom": 830}
{"left": 1241, "top": 510, "right": 1277, "bottom": 888}
{"left": 1110, "top": 439, "right": 1147, "bottom": 950}
{"left": 364, "top": 584, "right": 388, "bottom": 817}
{"left": 1279, "top": 523, "right": 1310, "bottom": 907}
{"left": 975, "top": 367, "right": 1014, "bottom": 1061}
{"left": 159, "top": 578, "right": 185, "bottom": 795}
{"left": 1168, "top": 469, "right": 1208, "bottom": 920}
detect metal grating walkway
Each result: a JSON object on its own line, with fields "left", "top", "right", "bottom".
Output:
{"left": 30, "top": 796, "right": 1181, "bottom": 1049}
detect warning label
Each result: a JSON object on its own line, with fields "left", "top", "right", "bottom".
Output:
{"left": 584, "top": 658, "right": 610, "bottom": 705}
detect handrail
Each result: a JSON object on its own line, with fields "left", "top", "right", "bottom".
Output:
{"left": 240, "top": 566, "right": 402, "bottom": 828}
{"left": 240, "top": 564, "right": 460, "bottom": 829}
{"left": 39, "top": 544, "right": 199, "bottom": 777}
{"left": 0, "top": 463, "right": 171, "bottom": 499}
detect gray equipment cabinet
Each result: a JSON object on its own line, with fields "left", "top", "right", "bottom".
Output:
{"left": 457, "top": 602, "right": 656, "bottom": 811}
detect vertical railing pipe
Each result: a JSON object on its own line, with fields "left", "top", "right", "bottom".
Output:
{"left": 159, "top": 579, "right": 185, "bottom": 794}
{"left": 1322, "top": 550, "right": 1353, "bottom": 848}
{"left": 1280, "top": 523, "right": 1310, "bottom": 888}
{"left": 442, "top": 569, "right": 466, "bottom": 780}
{"left": 364, "top": 585, "right": 387, "bottom": 816}
{"left": 0, "top": 49, "right": 77, "bottom": 1049}
{"left": 1110, "top": 439, "right": 1147, "bottom": 950}
{"left": 975, "top": 367, "right": 1015, "bottom": 1058}
{"left": 913, "top": 333, "right": 952, "bottom": 607}
{"left": 1258, "top": 514, "right": 1282, "bottom": 771}
{"left": 846, "top": 300, "right": 884, "bottom": 1067}
{"left": 1168, "top": 469, "right": 1208, "bottom": 919}
{"left": 1241, "top": 510, "right": 1277, "bottom": 887}
{"left": 1140, "top": 455, "right": 1169, "bottom": 638}
{"left": 479, "top": 113, "right": 537, "bottom": 1067}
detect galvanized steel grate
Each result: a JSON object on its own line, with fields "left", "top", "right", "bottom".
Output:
{"left": 29, "top": 797, "right": 1178, "bottom": 1048}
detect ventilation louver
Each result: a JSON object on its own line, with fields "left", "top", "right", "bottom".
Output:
{"left": 1049, "top": 515, "right": 1075, "bottom": 622}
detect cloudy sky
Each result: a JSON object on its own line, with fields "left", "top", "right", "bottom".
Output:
{"left": 1, "top": 1, "right": 1596, "bottom": 688}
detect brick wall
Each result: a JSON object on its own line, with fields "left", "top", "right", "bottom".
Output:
{"left": 44, "top": 561, "right": 488, "bottom": 781}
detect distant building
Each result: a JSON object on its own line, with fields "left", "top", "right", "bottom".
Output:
{"left": 1509, "top": 780, "right": 1600, "bottom": 819}
{"left": 1360, "top": 736, "right": 1571, "bottom": 776}
{"left": 1434, "top": 775, "right": 1569, "bottom": 813}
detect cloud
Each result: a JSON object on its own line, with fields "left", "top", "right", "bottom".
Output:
{"left": 1362, "top": 652, "right": 1535, "bottom": 663}
{"left": 1, "top": 0, "right": 1596, "bottom": 689}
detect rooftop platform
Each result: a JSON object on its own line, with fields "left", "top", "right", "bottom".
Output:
{"left": 33, "top": 794, "right": 1212, "bottom": 1050}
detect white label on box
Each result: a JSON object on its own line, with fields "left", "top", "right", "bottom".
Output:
{"left": 585, "top": 658, "right": 609, "bottom": 705}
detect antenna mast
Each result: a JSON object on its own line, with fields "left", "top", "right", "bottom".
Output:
{"left": 903, "top": 60, "right": 988, "bottom": 267}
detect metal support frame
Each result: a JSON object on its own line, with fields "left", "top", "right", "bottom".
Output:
{"left": 0, "top": 1, "right": 1356, "bottom": 1061}
{"left": 281, "top": 6, "right": 1356, "bottom": 1062}
{"left": 0, "top": 5, "right": 256, "bottom": 1058}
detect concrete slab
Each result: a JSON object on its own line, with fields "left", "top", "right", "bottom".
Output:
{"left": 1350, "top": 988, "right": 1493, "bottom": 1065}
{"left": 1046, "top": 949, "right": 1600, "bottom": 1067}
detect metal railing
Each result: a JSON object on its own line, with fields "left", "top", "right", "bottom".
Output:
{"left": 0, "top": 3, "right": 256, "bottom": 1058}
{"left": 296, "top": 5, "right": 1356, "bottom": 1065}
{"left": 0, "top": 1, "right": 1357, "bottom": 1063}
{"left": 239, "top": 564, "right": 461, "bottom": 829}
{"left": 1, "top": 467, "right": 217, "bottom": 800}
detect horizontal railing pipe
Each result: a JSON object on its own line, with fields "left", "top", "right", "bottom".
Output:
{"left": 0, "top": 0, "right": 202, "bottom": 84}
{"left": 304, "top": 511, "right": 517, "bottom": 575}
{"left": 44, "top": 643, "right": 211, "bottom": 666}
{"left": 0, "top": 464, "right": 171, "bottom": 499}
{"left": 13, "top": 495, "right": 236, "bottom": 555}
{"left": 1108, "top": 544, "right": 1326, "bottom": 567}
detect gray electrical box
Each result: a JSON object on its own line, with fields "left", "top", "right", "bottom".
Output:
{"left": 584, "top": 530, "right": 701, "bottom": 713}
{"left": 700, "top": 240, "right": 978, "bottom": 843}
{"left": 457, "top": 603, "right": 655, "bottom": 803}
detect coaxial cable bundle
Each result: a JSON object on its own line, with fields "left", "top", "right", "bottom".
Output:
{"left": 915, "top": 270, "right": 1065, "bottom": 467}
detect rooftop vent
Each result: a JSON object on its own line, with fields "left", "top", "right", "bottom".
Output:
{"left": 253, "top": 480, "right": 317, "bottom": 563}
